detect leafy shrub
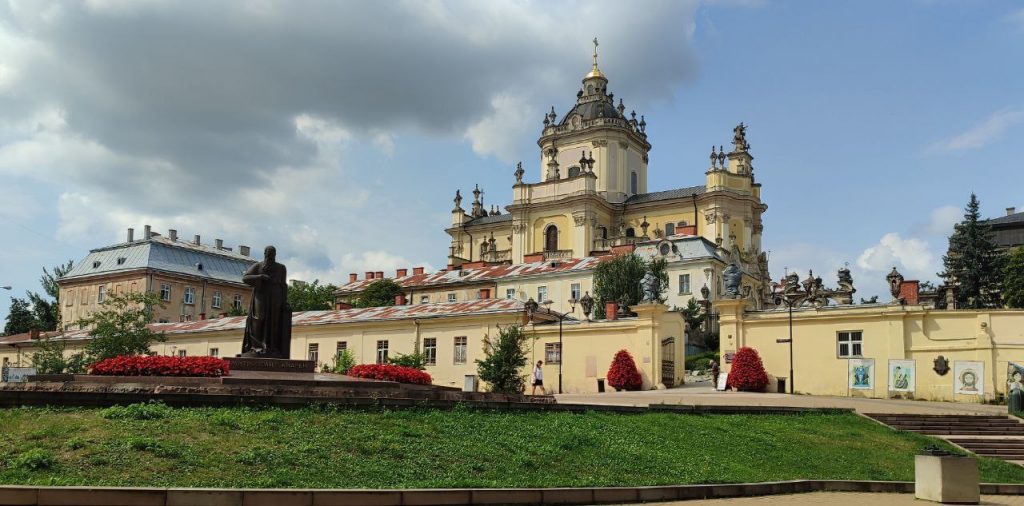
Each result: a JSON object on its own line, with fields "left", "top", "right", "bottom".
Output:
{"left": 101, "top": 401, "right": 173, "bottom": 420}
{"left": 727, "top": 346, "right": 769, "bottom": 392}
{"left": 347, "top": 364, "right": 432, "bottom": 385}
{"left": 388, "top": 351, "right": 428, "bottom": 370}
{"left": 65, "top": 437, "right": 87, "bottom": 450}
{"left": 607, "top": 349, "right": 643, "bottom": 391}
{"left": 475, "top": 325, "right": 529, "bottom": 394}
{"left": 685, "top": 351, "right": 720, "bottom": 371}
{"left": 30, "top": 337, "right": 87, "bottom": 374}
{"left": 12, "top": 448, "right": 56, "bottom": 471}
{"left": 90, "top": 355, "right": 230, "bottom": 377}
{"left": 327, "top": 349, "right": 357, "bottom": 374}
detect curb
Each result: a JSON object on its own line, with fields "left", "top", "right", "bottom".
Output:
{"left": 0, "top": 480, "right": 1022, "bottom": 505}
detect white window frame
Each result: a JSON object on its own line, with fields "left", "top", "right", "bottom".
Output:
{"left": 308, "top": 343, "right": 319, "bottom": 363}
{"left": 177, "top": 349, "right": 187, "bottom": 358}
{"left": 336, "top": 341, "right": 347, "bottom": 353}
{"left": 183, "top": 286, "right": 195, "bottom": 305}
{"left": 453, "top": 336, "right": 467, "bottom": 365}
{"left": 423, "top": 338, "right": 437, "bottom": 366}
{"left": 537, "top": 286, "right": 548, "bottom": 303}
{"left": 160, "top": 284, "right": 171, "bottom": 302}
{"left": 837, "top": 331, "right": 863, "bottom": 358}
{"left": 212, "top": 291, "right": 222, "bottom": 309}
{"left": 570, "top": 283, "right": 581, "bottom": 301}
{"left": 545, "top": 342, "right": 562, "bottom": 364}
{"left": 447, "top": 293, "right": 456, "bottom": 303}
{"left": 97, "top": 285, "right": 106, "bottom": 304}
{"left": 678, "top": 274, "right": 691, "bottom": 295}
{"left": 233, "top": 294, "right": 243, "bottom": 310}
{"left": 505, "top": 288, "right": 516, "bottom": 300}
{"left": 420, "top": 295, "right": 429, "bottom": 304}
{"left": 209, "top": 348, "right": 219, "bottom": 358}
{"left": 376, "top": 340, "right": 389, "bottom": 364}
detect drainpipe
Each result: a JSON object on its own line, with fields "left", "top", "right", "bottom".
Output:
{"left": 413, "top": 319, "right": 421, "bottom": 354}
{"left": 692, "top": 194, "right": 699, "bottom": 237}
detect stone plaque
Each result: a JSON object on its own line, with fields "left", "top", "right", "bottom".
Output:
{"left": 225, "top": 357, "right": 316, "bottom": 373}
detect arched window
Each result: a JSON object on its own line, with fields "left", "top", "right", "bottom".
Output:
{"left": 598, "top": 226, "right": 608, "bottom": 239}
{"left": 630, "top": 172, "right": 638, "bottom": 194}
{"left": 665, "top": 223, "right": 675, "bottom": 236}
{"left": 544, "top": 225, "right": 559, "bottom": 252}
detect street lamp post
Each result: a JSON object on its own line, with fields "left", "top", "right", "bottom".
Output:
{"left": 538, "top": 298, "right": 577, "bottom": 395}
{"left": 773, "top": 285, "right": 805, "bottom": 394}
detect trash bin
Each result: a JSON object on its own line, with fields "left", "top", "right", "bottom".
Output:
{"left": 777, "top": 377, "right": 786, "bottom": 393}
{"left": 1010, "top": 389, "right": 1023, "bottom": 414}
{"left": 597, "top": 378, "right": 606, "bottom": 393}
{"left": 463, "top": 374, "right": 478, "bottom": 393}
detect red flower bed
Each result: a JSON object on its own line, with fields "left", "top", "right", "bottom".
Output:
{"left": 607, "top": 349, "right": 643, "bottom": 391}
{"left": 347, "top": 364, "right": 432, "bottom": 385}
{"left": 90, "top": 355, "right": 230, "bottom": 377}
{"left": 727, "top": 346, "right": 769, "bottom": 392}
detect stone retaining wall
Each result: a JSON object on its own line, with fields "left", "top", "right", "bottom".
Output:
{"left": 0, "top": 481, "right": 1021, "bottom": 505}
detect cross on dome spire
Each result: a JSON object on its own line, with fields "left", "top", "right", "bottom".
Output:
{"left": 585, "top": 37, "right": 606, "bottom": 80}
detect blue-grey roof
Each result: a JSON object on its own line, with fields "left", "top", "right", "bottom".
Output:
{"left": 625, "top": 185, "right": 706, "bottom": 205}
{"left": 633, "top": 235, "right": 725, "bottom": 263}
{"left": 984, "top": 211, "right": 1024, "bottom": 227}
{"left": 467, "top": 214, "right": 513, "bottom": 226}
{"left": 63, "top": 236, "right": 256, "bottom": 285}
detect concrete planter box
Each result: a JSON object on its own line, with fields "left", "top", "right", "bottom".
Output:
{"left": 915, "top": 454, "right": 979, "bottom": 504}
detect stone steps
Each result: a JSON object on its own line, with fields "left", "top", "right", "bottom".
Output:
{"left": 866, "top": 413, "right": 1024, "bottom": 465}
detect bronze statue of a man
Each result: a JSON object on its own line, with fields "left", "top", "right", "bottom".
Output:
{"left": 241, "top": 245, "right": 292, "bottom": 358}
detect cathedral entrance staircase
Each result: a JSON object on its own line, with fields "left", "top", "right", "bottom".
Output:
{"left": 865, "top": 413, "right": 1024, "bottom": 465}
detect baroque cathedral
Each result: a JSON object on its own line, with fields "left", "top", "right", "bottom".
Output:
{"left": 441, "top": 40, "right": 770, "bottom": 308}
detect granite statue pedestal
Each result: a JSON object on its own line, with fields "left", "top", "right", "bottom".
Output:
{"left": 225, "top": 357, "right": 316, "bottom": 374}
{"left": 915, "top": 454, "right": 979, "bottom": 504}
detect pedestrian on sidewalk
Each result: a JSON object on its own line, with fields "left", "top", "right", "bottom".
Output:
{"left": 531, "top": 360, "right": 546, "bottom": 395}
{"left": 709, "top": 359, "right": 720, "bottom": 388}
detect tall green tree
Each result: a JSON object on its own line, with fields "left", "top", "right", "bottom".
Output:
{"left": 592, "top": 253, "right": 668, "bottom": 318}
{"left": 287, "top": 279, "right": 338, "bottom": 311}
{"left": 475, "top": 325, "right": 530, "bottom": 394}
{"left": 353, "top": 279, "right": 403, "bottom": 308}
{"left": 939, "top": 194, "right": 1006, "bottom": 308}
{"left": 1003, "top": 247, "right": 1024, "bottom": 309}
{"left": 78, "top": 291, "right": 167, "bottom": 362}
{"left": 25, "top": 260, "right": 74, "bottom": 331}
{"left": 3, "top": 298, "right": 36, "bottom": 336}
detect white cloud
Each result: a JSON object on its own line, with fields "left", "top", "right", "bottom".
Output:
{"left": 928, "top": 107, "right": 1024, "bottom": 153}
{"left": 464, "top": 93, "right": 534, "bottom": 162}
{"left": 926, "top": 205, "right": 961, "bottom": 236}
{"left": 857, "top": 232, "right": 935, "bottom": 278}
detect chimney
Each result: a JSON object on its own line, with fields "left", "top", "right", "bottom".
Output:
{"left": 899, "top": 280, "right": 920, "bottom": 306}
{"left": 394, "top": 293, "right": 407, "bottom": 305}
{"left": 413, "top": 267, "right": 425, "bottom": 275}
{"left": 127, "top": 228, "right": 134, "bottom": 242}
{"left": 215, "top": 239, "right": 224, "bottom": 250}
{"left": 199, "top": 313, "right": 206, "bottom": 320}
{"left": 1008, "top": 207, "right": 1017, "bottom": 216}
{"left": 193, "top": 234, "right": 201, "bottom": 245}
{"left": 349, "top": 273, "right": 358, "bottom": 283}
{"left": 375, "top": 271, "right": 384, "bottom": 279}
{"left": 396, "top": 268, "right": 408, "bottom": 277}
{"left": 239, "top": 245, "right": 250, "bottom": 257}
{"left": 169, "top": 229, "right": 178, "bottom": 242}
{"left": 365, "top": 271, "right": 375, "bottom": 280}
{"left": 29, "top": 328, "right": 40, "bottom": 340}
{"left": 144, "top": 225, "right": 152, "bottom": 239}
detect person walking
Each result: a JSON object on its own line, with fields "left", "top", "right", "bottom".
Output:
{"left": 531, "top": 360, "right": 546, "bottom": 395}
{"left": 709, "top": 359, "right": 720, "bottom": 389}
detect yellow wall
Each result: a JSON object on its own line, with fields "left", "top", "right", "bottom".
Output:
{"left": 531, "top": 214, "right": 573, "bottom": 254}
{"left": 717, "top": 299, "right": 1024, "bottom": 402}
{"left": 2, "top": 305, "right": 686, "bottom": 394}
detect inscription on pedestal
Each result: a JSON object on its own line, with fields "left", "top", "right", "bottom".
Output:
{"left": 225, "top": 357, "right": 316, "bottom": 373}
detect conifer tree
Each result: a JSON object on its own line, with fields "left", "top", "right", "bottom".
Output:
{"left": 1003, "top": 247, "right": 1024, "bottom": 309}
{"left": 3, "top": 298, "right": 36, "bottom": 336}
{"left": 939, "top": 194, "right": 1006, "bottom": 308}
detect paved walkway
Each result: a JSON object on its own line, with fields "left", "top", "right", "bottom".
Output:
{"left": 556, "top": 382, "right": 1012, "bottom": 416}
{"left": 625, "top": 492, "right": 1024, "bottom": 505}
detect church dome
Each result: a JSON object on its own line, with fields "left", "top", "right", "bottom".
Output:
{"left": 558, "top": 99, "right": 623, "bottom": 126}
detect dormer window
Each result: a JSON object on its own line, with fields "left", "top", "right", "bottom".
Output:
{"left": 196, "top": 262, "right": 204, "bottom": 271}
{"left": 116, "top": 257, "right": 126, "bottom": 265}
{"left": 92, "top": 261, "right": 101, "bottom": 268}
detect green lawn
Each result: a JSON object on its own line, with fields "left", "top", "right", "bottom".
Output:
{"left": 0, "top": 403, "right": 1021, "bottom": 488}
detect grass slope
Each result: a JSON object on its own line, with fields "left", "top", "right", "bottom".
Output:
{"left": 0, "top": 404, "right": 1021, "bottom": 488}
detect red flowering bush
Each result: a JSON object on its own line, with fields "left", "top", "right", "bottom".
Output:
{"left": 607, "top": 349, "right": 643, "bottom": 391}
{"left": 347, "top": 364, "right": 432, "bottom": 385}
{"left": 90, "top": 355, "right": 230, "bottom": 377}
{"left": 727, "top": 346, "right": 769, "bottom": 392}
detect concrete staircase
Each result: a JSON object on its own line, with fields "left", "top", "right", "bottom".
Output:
{"left": 865, "top": 413, "right": 1024, "bottom": 465}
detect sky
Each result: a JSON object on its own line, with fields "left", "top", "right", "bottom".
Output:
{"left": 1, "top": 0, "right": 1023, "bottom": 323}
